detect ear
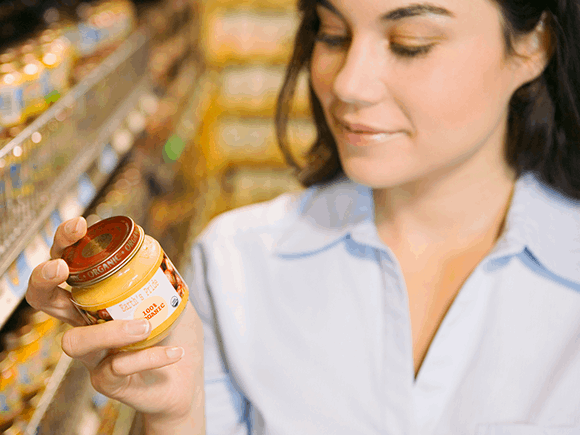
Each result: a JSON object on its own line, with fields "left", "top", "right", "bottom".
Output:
{"left": 510, "top": 12, "right": 552, "bottom": 86}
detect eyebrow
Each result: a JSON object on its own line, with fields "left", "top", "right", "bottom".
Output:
{"left": 316, "top": 0, "right": 455, "bottom": 21}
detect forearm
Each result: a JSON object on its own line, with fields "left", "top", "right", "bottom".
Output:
{"left": 142, "top": 304, "right": 206, "bottom": 434}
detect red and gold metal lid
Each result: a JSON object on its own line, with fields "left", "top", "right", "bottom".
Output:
{"left": 62, "top": 216, "right": 144, "bottom": 286}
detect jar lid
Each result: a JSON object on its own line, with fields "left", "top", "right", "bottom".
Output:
{"left": 62, "top": 216, "right": 144, "bottom": 287}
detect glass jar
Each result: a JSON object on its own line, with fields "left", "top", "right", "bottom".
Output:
{"left": 62, "top": 216, "right": 189, "bottom": 351}
{"left": 0, "top": 351, "right": 23, "bottom": 431}
{"left": 3, "top": 326, "right": 45, "bottom": 399}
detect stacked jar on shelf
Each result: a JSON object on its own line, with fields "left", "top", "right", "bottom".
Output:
{"left": 0, "top": 0, "right": 139, "bottom": 250}
{"left": 0, "top": 307, "right": 65, "bottom": 434}
{"left": 0, "top": 1, "right": 205, "bottom": 433}
{"left": 197, "top": 0, "right": 314, "bottom": 212}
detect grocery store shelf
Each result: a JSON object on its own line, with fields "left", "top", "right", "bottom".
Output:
{"left": 24, "top": 352, "right": 73, "bottom": 435}
{"left": 0, "top": 29, "right": 153, "bottom": 328}
{"left": 0, "top": 78, "right": 151, "bottom": 329}
{"left": 0, "top": 29, "right": 148, "bottom": 161}
{"left": 112, "top": 404, "right": 137, "bottom": 435}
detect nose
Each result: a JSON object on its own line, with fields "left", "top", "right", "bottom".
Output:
{"left": 332, "top": 36, "right": 387, "bottom": 106}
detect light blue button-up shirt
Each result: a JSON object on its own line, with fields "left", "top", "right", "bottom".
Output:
{"left": 184, "top": 172, "right": 580, "bottom": 435}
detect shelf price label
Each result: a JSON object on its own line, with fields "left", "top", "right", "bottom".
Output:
{"left": 0, "top": 275, "right": 18, "bottom": 325}
{"left": 98, "top": 143, "right": 119, "bottom": 175}
{"left": 5, "top": 253, "right": 32, "bottom": 298}
{"left": 24, "top": 235, "right": 50, "bottom": 271}
{"left": 41, "top": 210, "right": 63, "bottom": 247}
{"left": 59, "top": 191, "right": 82, "bottom": 222}
{"left": 77, "top": 173, "right": 97, "bottom": 208}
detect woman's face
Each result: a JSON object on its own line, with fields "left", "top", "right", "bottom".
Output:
{"left": 310, "top": 0, "right": 538, "bottom": 189}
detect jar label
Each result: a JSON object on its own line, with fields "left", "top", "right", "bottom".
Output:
{"left": 76, "top": 254, "right": 187, "bottom": 331}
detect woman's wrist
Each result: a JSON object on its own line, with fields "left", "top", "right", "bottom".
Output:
{"left": 142, "top": 399, "right": 205, "bottom": 435}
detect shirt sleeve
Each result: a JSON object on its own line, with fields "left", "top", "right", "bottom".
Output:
{"left": 183, "top": 242, "right": 251, "bottom": 435}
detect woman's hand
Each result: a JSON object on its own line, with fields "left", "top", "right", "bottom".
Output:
{"left": 25, "top": 217, "right": 205, "bottom": 434}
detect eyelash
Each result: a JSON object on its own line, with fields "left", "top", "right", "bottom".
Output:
{"left": 314, "top": 33, "right": 435, "bottom": 59}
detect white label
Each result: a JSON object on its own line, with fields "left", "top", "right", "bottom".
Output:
{"left": 105, "top": 268, "right": 182, "bottom": 330}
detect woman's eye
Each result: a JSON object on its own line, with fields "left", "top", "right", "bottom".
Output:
{"left": 390, "top": 43, "right": 434, "bottom": 58}
{"left": 315, "top": 33, "right": 349, "bottom": 49}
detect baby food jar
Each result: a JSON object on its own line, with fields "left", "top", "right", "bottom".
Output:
{"left": 0, "top": 351, "right": 23, "bottom": 432}
{"left": 62, "top": 216, "right": 189, "bottom": 351}
{"left": 2, "top": 326, "right": 45, "bottom": 399}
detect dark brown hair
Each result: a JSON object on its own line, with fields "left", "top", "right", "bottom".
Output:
{"left": 275, "top": 0, "right": 580, "bottom": 199}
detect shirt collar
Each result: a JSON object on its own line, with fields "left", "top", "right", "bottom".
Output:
{"left": 504, "top": 172, "right": 580, "bottom": 285}
{"left": 274, "top": 175, "right": 376, "bottom": 256}
{"left": 274, "top": 172, "right": 580, "bottom": 284}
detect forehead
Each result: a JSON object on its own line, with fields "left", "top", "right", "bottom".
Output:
{"left": 315, "top": 0, "right": 502, "bottom": 25}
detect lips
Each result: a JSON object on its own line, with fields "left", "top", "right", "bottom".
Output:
{"left": 334, "top": 117, "right": 390, "bottom": 134}
{"left": 333, "top": 116, "right": 403, "bottom": 146}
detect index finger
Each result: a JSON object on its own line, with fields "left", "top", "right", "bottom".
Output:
{"left": 50, "top": 217, "right": 87, "bottom": 259}
{"left": 26, "top": 259, "right": 86, "bottom": 326}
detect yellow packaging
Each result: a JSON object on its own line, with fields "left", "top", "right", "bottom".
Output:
{"left": 62, "top": 216, "right": 189, "bottom": 351}
{"left": 40, "top": 38, "right": 72, "bottom": 102}
{"left": 223, "top": 166, "right": 303, "bottom": 209}
{"left": 218, "top": 66, "right": 310, "bottom": 116}
{"left": 0, "top": 63, "right": 25, "bottom": 128}
{"left": 212, "top": 117, "right": 316, "bottom": 167}
{"left": 0, "top": 352, "right": 23, "bottom": 430}
{"left": 20, "top": 53, "right": 50, "bottom": 120}
{"left": 3, "top": 326, "right": 44, "bottom": 399}
{"left": 203, "top": 9, "right": 299, "bottom": 65}
{"left": 28, "top": 310, "right": 62, "bottom": 368}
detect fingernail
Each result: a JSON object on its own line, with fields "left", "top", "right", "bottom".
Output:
{"left": 166, "top": 347, "right": 184, "bottom": 360}
{"left": 42, "top": 261, "right": 61, "bottom": 280}
{"left": 125, "top": 319, "right": 150, "bottom": 335}
{"left": 74, "top": 218, "right": 84, "bottom": 234}
{"left": 65, "top": 218, "right": 83, "bottom": 235}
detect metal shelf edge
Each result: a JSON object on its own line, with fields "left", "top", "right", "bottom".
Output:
{"left": 24, "top": 352, "right": 73, "bottom": 435}
{"left": 0, "top": 78, "right": 151, "bottom": 329}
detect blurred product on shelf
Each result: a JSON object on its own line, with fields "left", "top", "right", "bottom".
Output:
{"left": 25, "top": 309, "right": 63, "bottom": 370}
{"left": 86, "top": 159, "right": 152, "bottom": 226}
{"left": 0, "top": 0, "right": 138, "bottom": 129}
{"left": 0, "top": 303, "right": 66, "bottom": 433}
{"left": 202, "top": 7, "right": 298, "bottom": 66}
{"left": 2, "top": 423, "right": 24, "bottom": 435}
{"left": 13, "top": 388, "right": 43, "bottom": 432}
{"left": 0, "top": 25, "right": 148, "bottom": 256}
{"left": 221, "top": 165, "right": 303, "bottom": 211}
{"left": 3, "top": 325, "right": 45, "bottom": 399}
{"left": 95, "top": 399, "right": 121, "bottom": 435}
{"left": 203, "top": 0, "right": 297, "bottom": 8}
{"left": 211, "top": 116, "right": 315, "bottom": 168}
{"left": 218, "top": 65, "right": 309, "bottom": 117}
{"left": 47, "top": 0, "right": 137, "bottom": 62}
{"left": 0, "top": 351, "right": 23, "bottom": 432}
{"left": 0, "top": 62, "right": 25, "bottom": 129}
{"left": 20, "top": 49, "right": 50, "bottom": 121}
{"left": 39, "top": 30, "right": 73, "bottom": 102}
{"left": 143, "top": 0, "right": 195, "bottom": 43}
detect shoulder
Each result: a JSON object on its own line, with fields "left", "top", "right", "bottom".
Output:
{"left": 196, "top": 175, "right": 359, "bottom": 244}
{"left": 197, "top": 190, "right": 305, "bottom": 248}
{"left": 194, "top": 184, "right": 314, "bottom": 258}
{"left": 507, "top": 172, "right": 580, "bottom": 286}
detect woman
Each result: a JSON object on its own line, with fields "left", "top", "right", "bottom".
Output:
{"left": 26, "top": 0, "right": 580, "bottom": 433}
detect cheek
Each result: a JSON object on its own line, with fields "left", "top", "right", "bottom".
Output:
{"left": 397, "top": 37, "right": 511, "bottom": 136}
{"left": 310, "top": 46, "right": 341, "bottom": 107}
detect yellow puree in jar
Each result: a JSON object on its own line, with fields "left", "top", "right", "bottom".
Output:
{"left": 71, "top": 234, "right": 188, "bottom": 351}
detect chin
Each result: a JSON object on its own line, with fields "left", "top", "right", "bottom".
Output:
{"left": 339, "top": 155, "right": 419, "bottom": 190}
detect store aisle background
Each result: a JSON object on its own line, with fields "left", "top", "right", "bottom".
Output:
{"left": 0, "top": 0, "right": 312, "bottom": 433}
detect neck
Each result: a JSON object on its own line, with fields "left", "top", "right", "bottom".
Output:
{"left": 373, "top": 160, "right": 516, "bottom": 250}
